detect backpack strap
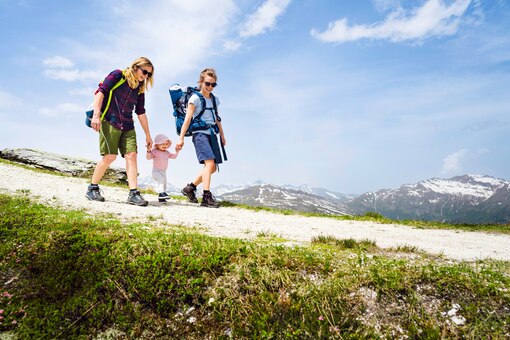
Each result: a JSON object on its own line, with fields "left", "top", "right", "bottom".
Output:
{"left": 101, "top": 72, "right": 126, "bottom": 121}
{"left": 193, "top": 90, "right": 207, "bottom": 119}
{"left": 210, "top": 93, "right": 221, "bottom": 122}
{"left": 209, "top": 93, "right": 226, "bottom": 160}
{"left": 195, "top": 92, "right": 220, "bottom": 122}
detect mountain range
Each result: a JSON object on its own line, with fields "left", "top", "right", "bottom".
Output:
{"left": 348, "top": 175, "right": 510, "bottom": 224}
{"left": 139, "top": 174, "right": 510, "bottom": 224}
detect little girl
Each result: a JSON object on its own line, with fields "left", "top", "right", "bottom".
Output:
{"left": 146, "top": 134, "right": 179, "bottom": 202}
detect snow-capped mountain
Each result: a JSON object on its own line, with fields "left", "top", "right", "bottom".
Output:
{"left": 213, "top": 180, "right": 266, "bottom": 196}
{"left": 282, "top": 184, "right": 356, "bottom": 203}
{"left": 138, "top": 176, "right": 180, "bottom": 195}
{"left": 217, "top": 184, "right": 352, "bottom": 215}
{"left": 346, "top": 175, "right": 510, "bottom": 224}
{"left": 137, "top": 174, "right": 510, "bottom": 224}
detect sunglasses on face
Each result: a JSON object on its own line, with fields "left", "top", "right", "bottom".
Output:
{"left": 139, "top": 68, "right": 152, "bottom": 77}
{"left": 204, "top": 82, "right": 217, "bottom": 88}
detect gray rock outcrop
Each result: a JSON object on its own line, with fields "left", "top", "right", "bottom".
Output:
{"left": 0, "top": 148, "right": 127, "bottom": 184}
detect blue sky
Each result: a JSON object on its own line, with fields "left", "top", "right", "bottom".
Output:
{"left": 1, "top": 0, "right": 509, "bottom": 194}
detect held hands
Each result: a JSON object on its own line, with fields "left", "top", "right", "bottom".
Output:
{"left": 145, "top": 136, "right": 153, "bottom": 152}
{"left": 175, "top": 138, "right": 184, "bottom": 151}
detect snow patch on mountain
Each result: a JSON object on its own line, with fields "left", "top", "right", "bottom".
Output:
{"left": 417, "top": 176, "right": 506, "bottom": 198}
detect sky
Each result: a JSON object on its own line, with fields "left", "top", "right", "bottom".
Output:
{"left": 1, "top": 0, "right": 509, "bottom": 194}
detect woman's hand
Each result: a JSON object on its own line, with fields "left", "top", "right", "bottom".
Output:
{"left": 176, "top": 138, "right": 184, "bottom": 151}
{"left": 91, "top": 114, "right": 101, "bottom": 132}
{"left": 145, "top": 136, "right": 153, "bottom": 151}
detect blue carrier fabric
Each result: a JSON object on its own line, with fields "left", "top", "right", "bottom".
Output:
{"left": 169, "top": 84, "right": 220, "bottom": 137}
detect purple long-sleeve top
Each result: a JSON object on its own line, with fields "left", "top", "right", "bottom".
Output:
{"left": 96, "top": 69, "right": 145, "bottom": 131}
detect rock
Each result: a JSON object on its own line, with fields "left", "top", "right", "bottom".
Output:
{"left": 0, "top": 148, "right": 127, "bottom": 184}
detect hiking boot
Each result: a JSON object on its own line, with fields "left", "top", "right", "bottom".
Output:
{"left": 86, "top": 185, "right": 105, "bottom": 202}
{"left": 181, "top": 184, "right": 198, "bottom": 203}
{"left": 201, "top": 191, "right": 220, "bottom": 208}
{"left": 127, "top": 190, "right": 148, "bottom": 206}
{"left": 158, "top": 192, "right": 169, "bottom": 203}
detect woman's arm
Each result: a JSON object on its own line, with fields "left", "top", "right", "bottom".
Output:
{"left": 137, "top": 113, "right": 153, "bottom": 152}
{"left": 91, "top": 92, "right": 105, "bottom": 132}
{"left": 175, "top": 103, "right": 196, "bottom": 151}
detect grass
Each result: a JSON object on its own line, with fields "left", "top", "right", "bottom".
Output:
{"left": 1, "top": 193, "right": 510, "bottom": 338}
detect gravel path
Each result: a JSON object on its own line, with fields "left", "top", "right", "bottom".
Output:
{"left": 1, "top": 162, "right": 509, "bottom": 262}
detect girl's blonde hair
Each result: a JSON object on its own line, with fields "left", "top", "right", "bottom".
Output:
{"left": 198, "top": 68, "right": 217, "bottom": 89}
{"left": 124, "top": 57, "right": 154, "bottom": 93}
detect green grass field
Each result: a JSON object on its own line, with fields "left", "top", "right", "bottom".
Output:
{"left": 1, "top": 193, "right": 509, "bottom": 338}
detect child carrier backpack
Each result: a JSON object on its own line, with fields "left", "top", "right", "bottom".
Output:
{"left": 169, "top": 85, "right": 220, "bottom": 136}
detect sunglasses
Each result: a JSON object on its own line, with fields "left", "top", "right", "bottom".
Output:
{"left": 204, "top": 82, "right": 217, "bottom": 88}
{"left": 139, "top": 68, "right": 153, "bottom": 77}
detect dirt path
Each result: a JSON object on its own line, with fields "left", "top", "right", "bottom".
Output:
{"left": 1, "top": 162, "right": 509, "bottom": 262}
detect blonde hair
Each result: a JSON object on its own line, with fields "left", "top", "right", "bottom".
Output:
{"left": 124, "top": 57, "right": 154, "bottom": 93}
{"left": 198, "top": 68, "right": 217, "bottom": 90}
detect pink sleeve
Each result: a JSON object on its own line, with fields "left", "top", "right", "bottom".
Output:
{"left": 168, "top": 152, "right": 178, "bottom": 159}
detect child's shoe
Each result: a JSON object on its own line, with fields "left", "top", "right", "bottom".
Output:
{"left": 158, "top": 192, "right": 169, "bottom": 202}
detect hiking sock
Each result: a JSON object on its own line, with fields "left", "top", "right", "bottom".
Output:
{"left": 90, "top": 184, "right": 99, "bottom": 189}
{"left": 189, "top": 183, "right": 197, "bottom": 190}
{"left": 130, "top": 188, "right": 137, "bottom": 192}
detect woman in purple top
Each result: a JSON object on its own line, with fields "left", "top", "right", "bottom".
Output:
{"left": 86, "top": 57, "right": 154, "bottom": 206}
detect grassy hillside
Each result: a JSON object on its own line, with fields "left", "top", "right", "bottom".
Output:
{"left": 1, "top": 193, "right": 509, "bottom": 338}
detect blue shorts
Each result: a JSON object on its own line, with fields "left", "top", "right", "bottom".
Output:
{"left": 192, "top": 132, "right": 222, "bottom": 164}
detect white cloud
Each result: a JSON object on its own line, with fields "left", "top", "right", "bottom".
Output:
{"left": 311, "top": 0, "right": 472, "bottom": 43}
{"left": 43, "top": 68, "right": 104, "bottom": 82}
{"left": 42, "top": 1, "right": 286, "bottom": 82}
{"left": 372, "top": 0, "right": 400, "bottom": 13}
{"left": 39, "top": 1, "right": 239, "bottom": 84}
{"left": 69, "top": 87, "right": 96, "bottom": 97}
{"left": 91, "top": 0, "right": 238, "bottom": 79}
{"left": 441, "top": 149, "right": 468, "bottom": 175}
{"left": 223, "top": 39, "right": 242, "bottom": 52}
{"left": 38, "top": 102, "right": 83, "bottom": 118}
{"left": 239, "top": 0, "right": 291, "bottom": 38}
{"left": 42, "top": 55, "right": 103, "bottom": 82}
{"left": 42, "top": 55, "right": 74, "bottom": 68}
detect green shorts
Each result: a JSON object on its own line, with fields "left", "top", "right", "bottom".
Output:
{"left": 99, "top": 120, "right": 137, "bottom": 156}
